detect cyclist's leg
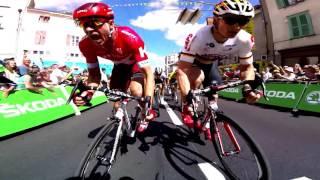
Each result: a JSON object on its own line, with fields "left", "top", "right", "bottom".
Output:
{"left": 109, "top": 64, "right": 132, "bottom": 113}
{"left": 176, "top": 61, "right": 203, "bottom": 103}
{"left": 176, "top": 61, "right": 203, "bottom": 128}
{"left": 130, "top": 64, "right": 157, "bottom": 132}
{"left": 197, "top": 60, "right": 222, "bottom": 139}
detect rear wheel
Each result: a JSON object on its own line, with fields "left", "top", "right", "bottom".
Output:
{"left": 211, "top": 112, "right": 271, "bottom": 180}
{"left": 75, "top": 121, "right": 122, "bottom": 179}
{"left": 153, "top": 87, "right": 161, "bottom": 115}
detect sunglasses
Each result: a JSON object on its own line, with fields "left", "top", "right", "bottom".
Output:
{"left": 221, "top": 15, "right": 251, "bottom": 26}
{"left": 75, "top": 17, "right": 108, "bottom": 29}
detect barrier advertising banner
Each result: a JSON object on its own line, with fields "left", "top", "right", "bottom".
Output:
{"left": 296, "top": 83, "right": 320, "bottom": 113}
{"left": 218, "top": 85, "right": 243, "bottom": 101}
{"left": 0, "top": 86, "right": 108, "bottom": 138}
{"left": 257, "top": 82, "right": 306, "bottom": 108}
{"left": 0, "top": 88, "right": 74, "bottom": 137}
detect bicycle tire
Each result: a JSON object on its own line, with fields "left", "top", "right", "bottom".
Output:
{"left": 153, "top": 89, "right": 161, "bottom": 116}
{"left": 211, "top": 112, "right": 271, "bottom": 180}
{"left": 75, "top": 121, "right": 122, "bottom": 179}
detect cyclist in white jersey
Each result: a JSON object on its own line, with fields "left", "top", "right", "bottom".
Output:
{"left": 176, "top": 0, "right": 261, "bottom": 140}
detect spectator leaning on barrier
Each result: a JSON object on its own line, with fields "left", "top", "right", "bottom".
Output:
{"left": 4, "top": 58, "right": 20, "bottom": 82}
{"left": 282, "top": 66, "right": 296, "bottom": 81}
{"left": 16, "top": 65, "right": 54, "bottom": 93}
{"left": 261, "top": 67, "right": 273, "bottom": 81}
{"left": 0, "top": 59, "right": 17, "bottom": 98}
{"left": 18, "top": 56, "right": 32, "bottom": 76}
{"left": 50, "top": 64, "right": 68, "bottom": 85}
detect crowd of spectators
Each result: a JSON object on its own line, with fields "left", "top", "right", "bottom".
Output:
{"left": 0, "top": 56, "right": 109, "bottom": 99}
{"left": 261, "top": 62, "right": 320, "bottom": 82}
{"left": 220, "top": 61, "right": 320, "bottom": 82}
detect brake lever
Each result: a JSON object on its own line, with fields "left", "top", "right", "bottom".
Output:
{"left": 254, "top": 73, "right": 269, "bottom": 101}
{"left": 66, "top": 79, "right": 88, "bottom": 104}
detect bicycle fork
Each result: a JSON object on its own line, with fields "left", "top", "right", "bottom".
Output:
{"left": 106, "top": 100, "right": 130, "bottom": 167}
{"left": 211, "top": 113, "right": 241, "bottom": 156}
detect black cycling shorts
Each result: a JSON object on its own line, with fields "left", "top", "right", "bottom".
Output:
{"left": 193, "top": 60, "right": 222, "bottom": 87}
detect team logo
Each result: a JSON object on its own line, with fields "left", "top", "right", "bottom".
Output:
{"left": 306, "top": 91, "right": 320, "bottom": 105}
{"left": 184, "top": 34, "right": 193, "bottom": 51}
{"left": 206, "top": 42, "right": 215, "bottom": 48}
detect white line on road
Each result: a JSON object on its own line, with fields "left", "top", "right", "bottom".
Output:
{"left": 198, "top": 162, "right": 226, "bottom": 180}
{"left": 163, "top": 100, "right": 226, "bottom": 180}
{"left": 290, "top": 177, "right": 312, "bottom": 180}
{"left": 162, "top": 100, "right": 183, "bottom": 126}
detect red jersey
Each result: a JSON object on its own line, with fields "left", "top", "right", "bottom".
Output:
{"left": 79, "top": 26, "right": 149, "bottom": 68}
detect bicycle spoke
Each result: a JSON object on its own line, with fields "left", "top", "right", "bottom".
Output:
{"left": 76, "top": 122, "right": 122, "bottom": 179}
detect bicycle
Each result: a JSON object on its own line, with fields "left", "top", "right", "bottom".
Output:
{"left": 66, "top": 80, "right": 152, "bottom": 179}
{"left": 168, "top": 81, "right": 179, "bottom": 105}
{"left": 153, "top": 82, "right": 162, "bottom": 112}
{"left": 186, "top": 75, "right": 271, "bottom": 180}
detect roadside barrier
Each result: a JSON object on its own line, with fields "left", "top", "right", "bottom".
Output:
{"left": 0, "top": 86, "right": 108, "bottom": 138}
{"left": 218, "top": 81, "right": 320, "bottom": 113}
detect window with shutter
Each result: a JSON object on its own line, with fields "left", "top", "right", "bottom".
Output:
{"left": 288, "top": 12, "right": 314, "bottom": 39}
{"left": 276, "top": 0, "right": 305, "bottom": 8}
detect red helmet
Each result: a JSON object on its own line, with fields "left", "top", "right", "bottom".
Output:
{"left": 73, "top": 2, "right": 114, "bottom": 20}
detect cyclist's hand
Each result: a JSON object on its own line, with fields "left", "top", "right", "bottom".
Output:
{"left": 73, "top": 90, "right": 94, "bottom": 106}
{"left": 243, "top": 84, "right": 262, "bottom": 104}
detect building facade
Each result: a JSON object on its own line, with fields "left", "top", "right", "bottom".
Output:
{"left": 164, "top": 53, "right": 179, "bottom": 76}
{"left": 261, "top": 0, "right": 320, "bottom": 66}
{"left": 0, "top": 0, "right": 86, "bottom": 66}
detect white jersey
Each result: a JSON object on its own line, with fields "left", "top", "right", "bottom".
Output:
{"left": 180, "top": 25, "right": 254, "bottom": 64}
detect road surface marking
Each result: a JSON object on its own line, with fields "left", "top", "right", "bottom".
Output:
{"left": 162, "top": 100, "right": 183, "bottom": 126}
{"left": 290, "top": 177, "right": 312, "bottom": 180}
{"left": 198, "top": 162, "right": 226, "bottom": 180}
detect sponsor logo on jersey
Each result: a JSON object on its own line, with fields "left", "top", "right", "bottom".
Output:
{"left": 116, "top": 48, "right": 123, "bottom": 54}
{"left": 121, "top": 30, "right": 137, "bottom": 39}
{"left": 200, "top": 54, "right": 229, "bottom": 61}
{"left": 184, "top": 34, "right": 193, "bottom": 51}
{"left": 138, "top": 60, "right": 150, "bottom": 67}
{"left": 206, "top": 42, "right": 215, "bottom": 48}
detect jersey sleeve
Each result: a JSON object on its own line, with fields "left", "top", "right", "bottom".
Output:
{"left": 238, "top": 32, "right": 254, "bottom": 58}
{"left": 122, "top": 27, "right": 149, "bottom": 68}
{"left": 180, "top": 32, "right": 201, "bottom": 64}
{"left": 237, "top": 32, "right": 254, "bottom": 65}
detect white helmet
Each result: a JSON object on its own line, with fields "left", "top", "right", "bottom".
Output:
{"left": 213, "top": 0, "right": 255, "bottom": 18}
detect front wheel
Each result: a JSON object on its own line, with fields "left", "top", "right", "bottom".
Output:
{"left": 211, "top": 112, "right": 271, "bottom": 180}
{"left": 75, "top": 121, "right": 122, "bottom": 179}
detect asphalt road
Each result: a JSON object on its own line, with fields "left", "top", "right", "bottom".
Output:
{"left": 0, "top": 98, "right": 319, "bottom": 180}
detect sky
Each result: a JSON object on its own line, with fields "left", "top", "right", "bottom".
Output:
{"left": 34, "top": 0, "right": 260, "bottom": 68}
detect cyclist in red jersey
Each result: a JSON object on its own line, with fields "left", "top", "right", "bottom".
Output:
{"left": 72, "top": 2, "right": 156, "bottom": 131}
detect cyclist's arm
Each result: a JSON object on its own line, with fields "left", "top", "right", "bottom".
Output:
{"left": 79, "top": 39, "right": 101, "bottom": 87}
{"left": 238, "top": 33, "right": 255, "bottom": 81}
{"left": 140, "top": 64, "right": 154, "bottom": 97}
{"left": 238, "top": 56, "right": 255, "bottom": 81}
{"left": 87, "top": 59, "right": 101, "bottom": 87}
{"left": 24, "top": 75, "right": 42, "bottom": 93}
